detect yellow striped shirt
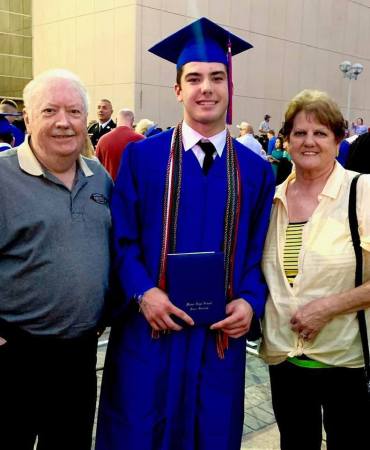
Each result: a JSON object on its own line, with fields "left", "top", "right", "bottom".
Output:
{"left": 283, "top": 222, "right": 305, "bottom": 285}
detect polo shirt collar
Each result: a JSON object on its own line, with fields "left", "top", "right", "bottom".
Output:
{"left": 17, "top": 137, "right": 94, "bottom": 177}
{"left": 274, "top": 161, "right": 346, "bottom": 205}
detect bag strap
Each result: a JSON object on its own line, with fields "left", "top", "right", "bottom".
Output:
{"left": 348, "top": 174, "right": 370, "bottom": 379}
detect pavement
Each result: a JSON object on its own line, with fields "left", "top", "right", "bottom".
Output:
{"left": 242, "top": 346, "right": 280, "bottom": 449}
{"left": 93, "top": 336, "right": 326, "bottom": 450}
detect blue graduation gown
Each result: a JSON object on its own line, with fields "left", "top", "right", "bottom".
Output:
{"left": 96, "top": 129, "right": 274, "bottom": 450}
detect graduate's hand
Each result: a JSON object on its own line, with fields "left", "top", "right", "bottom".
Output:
{"left": 210, "top": 298, "right": 253, "bottom": 338}
{"left": 140, "top": 287, "right": 194, "bottom": 332}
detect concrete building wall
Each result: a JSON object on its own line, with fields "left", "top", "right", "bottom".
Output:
{"left": 0, "top": 0, "right": 32, "bottom": 99}
{"left": 32, "top": 0, "right": 138, "bottom": 121}
{"left": 32, "top": 0, "right": 370, "bottom": 132}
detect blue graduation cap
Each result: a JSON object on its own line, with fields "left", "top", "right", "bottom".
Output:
{"left": 148, "top": 17, "right": 253, "bottom": 124}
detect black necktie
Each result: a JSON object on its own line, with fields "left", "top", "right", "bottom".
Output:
{"left": 99, "top": 125, "right": 104, "bottom": 134}
{"left": 198, "top": 140, "right": 216, "bottom": 175}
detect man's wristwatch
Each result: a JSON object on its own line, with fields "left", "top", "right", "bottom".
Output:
{"left": 134, "top": 293, "right": 144, "bottom": 309}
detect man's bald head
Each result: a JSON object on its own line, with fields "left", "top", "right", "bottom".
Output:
{"left": 117, "top": 109, "right": 135, "bottom": 128}
{"left": 0, "top": 103, "right": 19, "bottom": 123}
{"left": 239, "top": 122, "right": 254, "bottom": 136}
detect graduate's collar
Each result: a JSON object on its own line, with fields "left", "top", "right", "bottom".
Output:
{"left": 181, "top": 120, "right": 226, "bottom": 157}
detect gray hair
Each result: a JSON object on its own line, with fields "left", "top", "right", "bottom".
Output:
{"left": 23, "top": 68, "right": 89, "bottom": 115}
{"left": 99, "top": 99, "right": 113, "bottom": 108}
{"left": 118, "top": 109, "right": 134, "bottom": 120}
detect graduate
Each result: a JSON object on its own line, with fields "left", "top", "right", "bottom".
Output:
{"left": 96, "top": 17, "right": 275, "bottom": 450}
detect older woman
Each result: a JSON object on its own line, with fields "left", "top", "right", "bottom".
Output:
{"left": 261, "top": 90, "right": 370, "bottom": 450}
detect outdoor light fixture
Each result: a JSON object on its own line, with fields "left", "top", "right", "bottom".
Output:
{"left": 339, "top": 60, "right": 364, "bottom": 120}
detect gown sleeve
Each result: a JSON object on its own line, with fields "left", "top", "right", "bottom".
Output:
{"left": 110, "top": 143, "right": 156, "bottom": 308}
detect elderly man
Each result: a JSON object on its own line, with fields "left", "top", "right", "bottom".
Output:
{"left": 88, "top": 98, "right": 116, "bottom": 147}
{"left": 96, "top": 108, "right": 143, "bottom": 180}
{"left": 0, "top": 69, "right": 112, "bottom": 450}
{"left": 236, "top": 121, "right": 266, "bottom": 159}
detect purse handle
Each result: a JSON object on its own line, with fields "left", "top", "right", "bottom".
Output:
{"left": 348, "top": 174, "right": 370, "bottom": 382}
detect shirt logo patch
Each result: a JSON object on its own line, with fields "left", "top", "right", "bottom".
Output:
{"left": 90, "top": 193, "right": 108, "bottom": 205}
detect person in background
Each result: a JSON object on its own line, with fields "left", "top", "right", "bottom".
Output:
{"left": 267, "top": 129, "right": 277, "bottom": 155}
{"left": 0, "top": 101, "right": 25, "bottom": 146}
{"left": 258, "top": 114, "right": 271, "bottom": 151}
{"left": 135, "top": 118, "right": 155, "bottom": 136}
{"left": 236, "top": 121, "right": 266, "bottom": 159}
{"left": 145, "top": 124, "right": 162, "bottom": 137}
{"left": 275, "top": 138, "right": 293, "bottom": 185}
{"left": 81, "top": 134, "right": 97, "bottom": 159}
{"left": 336, "top": 138, "right": 351, "bottom": 167}
{"left": 268, "top": 136, "right": 286, "bottom": 179}
{"left": 0, "top": 115, "right": 15, "bottom": 151}
{"left": 96, "top": 17, "right": 274, "bottom": 450}
{"left": 88, "top": 99, "right": 116, "bottom": 147}
{"left": 346, "top": 131, "right": 370, "bottom": 174}
{"left": 351, "top": 117, "right": 368, "bottom": 136}
{"left": 259, "top": 114, "right": 271, "bottom": 134}
{"left": 0, "top": 69, "right": 113, "bottom": 450}
{"left": 96, "top": 109, "right": 143, "bottom": 180}
{"left": 261, "top": 89, "right": 370, "bottom": 450}
{"left": 0, "top": 98, "right": 19, "bottom": 124}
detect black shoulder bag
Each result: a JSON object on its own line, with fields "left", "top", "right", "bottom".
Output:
{"left": 348, "top": 173, "right": 370, "bottom": 396}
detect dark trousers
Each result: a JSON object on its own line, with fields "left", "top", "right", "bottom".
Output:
{"left": 0, "top": 331, "right": 97, "bottom": 450}
{"left": 269, "top": 361, "right": 370, "bottom": 450}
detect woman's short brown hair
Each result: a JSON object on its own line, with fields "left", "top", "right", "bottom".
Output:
{"left": 283, "top": 89, "right": 346, "bottom": 143}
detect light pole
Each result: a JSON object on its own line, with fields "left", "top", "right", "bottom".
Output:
{"left": 339, "top": 61, "right": 364, "bottom": 124}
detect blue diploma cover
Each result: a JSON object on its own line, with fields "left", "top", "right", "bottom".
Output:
{"left": 166, "top": 252, "right": 226, "bottom": 325}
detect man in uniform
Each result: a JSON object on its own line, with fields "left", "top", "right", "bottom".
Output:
{"left": 88, "top": 98, "right": 116, "bottom": 147}
{"left": 96, "top": 17, "right": 274, "bottom": 450}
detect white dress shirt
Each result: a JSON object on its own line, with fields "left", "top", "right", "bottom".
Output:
{"left": 99, "top": 119, "right": 113, "bottom": 130}
{"left": 181, "top": 121, "right": 226, "bottom": 168}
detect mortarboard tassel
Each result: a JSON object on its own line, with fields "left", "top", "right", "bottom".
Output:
{"left": 226, "top": 38, "right": 233, "bottom": 125}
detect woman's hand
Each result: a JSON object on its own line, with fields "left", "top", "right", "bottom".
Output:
{"left": 290, "top": 297, "right": 332, "bottom": 341}
{"left": 291, "top": 280, "right": 370, "bottom": 341}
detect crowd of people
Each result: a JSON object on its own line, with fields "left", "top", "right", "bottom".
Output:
{"left": 0, "top": 16, "right": 369, "bottom": 450}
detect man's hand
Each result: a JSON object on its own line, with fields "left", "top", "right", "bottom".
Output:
{"left": 210, "top": 298, "right": 254, "bottom": 338}
{"left": 290, "top": 298, "right": 332, "bottom": 341}
{"left": 139, "top": 287, "right": 194, "bottom": 331}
